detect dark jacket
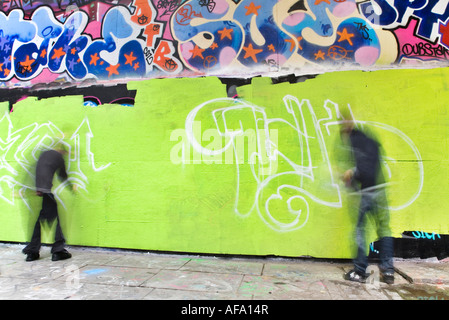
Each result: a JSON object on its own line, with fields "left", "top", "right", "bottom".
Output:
{"left": 35, "top": 150, "right": 68, "bottom": 193}
{"left": 349, "top": 129, "right": 382, "bottom": 189}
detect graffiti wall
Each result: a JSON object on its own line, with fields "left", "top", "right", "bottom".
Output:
{"left": 0, "top": 67, "right": 448, "bottom": 258}
{"left": 0, "top": 0, "right": 449, "bottom": 88}
{"left": 0, "top": 0, "right": 448, "bottom": 258}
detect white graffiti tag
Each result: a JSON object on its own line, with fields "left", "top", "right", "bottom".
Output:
{"left": 183, "top": 95, "right": 424, "bottom": 232}
{"left": 0, "top": 110, "right": 110, "bottom": 209}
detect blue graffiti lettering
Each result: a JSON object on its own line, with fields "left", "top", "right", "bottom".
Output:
{"left": 0, "top": 5, "right": 180, "bottom": 82}
{"left": 411, "top": 231, "right": 441, "bottom": 240}
{"left": 359, "top": 0, "right": 447, "bottom": 41}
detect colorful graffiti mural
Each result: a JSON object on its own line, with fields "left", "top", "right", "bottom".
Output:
{"left": 0, "top": 0, "right": 449, "bottom": 88}
{"left": 0, "top": 0, "right": 182, "bottom": 87}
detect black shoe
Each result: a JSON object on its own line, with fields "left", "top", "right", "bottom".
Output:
{"left": 25, "top": 252, "right": 40, "bottom": 262}
{"left": 344, "top": 269, "right": 367, "bottom": 283}
{"left": 52, "top": 250, "right": 72, "bottom": 261}
{"left": 381, "top": 272, "right": 395, "bottom": 284}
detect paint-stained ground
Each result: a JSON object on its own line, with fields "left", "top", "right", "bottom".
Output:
{"left": 0, "top": 242, "right": 448, "bottom": 301}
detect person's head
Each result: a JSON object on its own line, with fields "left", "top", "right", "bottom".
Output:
{"left": 339, "top": 120, "right": 355, "bottom": 137}
{"left": 339, "top": 105, "right": 355, "bottom": 137}
{"left": 53, "top": 141, "right": 68, "bottom": 155}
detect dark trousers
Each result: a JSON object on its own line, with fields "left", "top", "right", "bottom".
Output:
{"left": 23, "top": 193, "right": 65, "bottom": 254}
{"left": 354, "top": 189, "right": 394, "bottom": 275}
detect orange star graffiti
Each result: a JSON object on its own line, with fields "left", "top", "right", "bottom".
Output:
{"left": 190, "top": 45, "right": 205, "bottom": 59}
{"left": 314, "top": 50, "right": 325, "bottom": 60}
{"left": 20, "top": 55, "right": 35, "bottom": 73}
{"left": 51, "top": 47, "right": 66, "bottom": 60}
{"left": 245, "top": 2, "right": 261, "bottom": 16}
{"left": 89, "top": 53, "right": 100, "bottom": 66}
{"left": 218, "top": 27, "right": 233, "bottom": 40}
{"left": 105, "top": 63, "right": 120, "bottom": 77}
{"left": 337, "top": 28, "right": 355, "bottom": 46}
{"left": 242, "top": 43, "right": 263, "bottom": 63}
{"left": 124, "top": 52, "right": 137, "bottom": 66}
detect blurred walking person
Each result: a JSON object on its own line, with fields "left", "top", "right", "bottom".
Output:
{"left": 340, "top": 118, "right": 395, "bottom": 284}
{"left": 22, "top": 144, "right": 76, "bottom": 262}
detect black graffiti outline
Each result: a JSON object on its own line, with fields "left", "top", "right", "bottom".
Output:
{"left": 402, "top": 42, "right": 449, "bottom": 59}
{"left": 354, "top": 21, "right": 373, "bottom": 41}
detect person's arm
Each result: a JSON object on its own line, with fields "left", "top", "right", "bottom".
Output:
{"left": 57, "top": 157, "right": 77, "bottom": 193}
{"left": 343, "top": 168, "right": 354, "bottom": 187}
{"left": 57, "top": 158, "right": 68, "bottom": 182}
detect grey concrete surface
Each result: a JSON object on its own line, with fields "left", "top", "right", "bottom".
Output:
{"left": 0, "top": 242, "right": 448, "bottom": 301}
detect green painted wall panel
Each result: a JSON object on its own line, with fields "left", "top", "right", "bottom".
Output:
{"left": 0, "top": 68, "right": 448, "bottom": 258}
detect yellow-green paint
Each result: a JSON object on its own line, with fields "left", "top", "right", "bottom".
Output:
{"left": 0, "top": 67, "right": 447, "bottom": 258}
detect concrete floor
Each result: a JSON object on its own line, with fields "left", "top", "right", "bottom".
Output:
{"left": 0, "top": 243, "right": 448, "bottom": 301}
